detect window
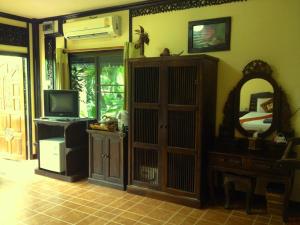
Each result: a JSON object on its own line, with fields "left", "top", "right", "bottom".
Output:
{"left": 70, "top": 50, "right": 124, "bottom": 120}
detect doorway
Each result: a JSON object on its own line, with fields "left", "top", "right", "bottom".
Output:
{"left": 0, "top": 55, "right": 29, "bottom": 160}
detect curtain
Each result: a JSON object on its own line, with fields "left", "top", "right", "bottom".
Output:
{"left": 56, "top": 48, "right": 70, "bottom": 89}
{"left": 123, "top": 42, "right": 139, "bottom": 110}
{"left": 123, "top": 42, "right": 129, "bottom": 110}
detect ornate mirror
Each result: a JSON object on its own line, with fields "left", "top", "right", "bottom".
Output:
{"left": 239, "top": 78, "right": 274, "bottom": 134}
{"left": 220, "top": 60, "right": 293, "bottom": 139}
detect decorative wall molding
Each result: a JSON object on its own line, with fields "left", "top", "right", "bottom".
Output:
{"left": 45, "top": 36, "right": 56, "bottom": 89}
{"left": 0, "top": 12, "right": 31, "bottom": 22}
{"left": 0, "top": 23, "right": 28, "bottom": 47}
{"left": 130, "top": 0, "right": 246, "bottom": 17}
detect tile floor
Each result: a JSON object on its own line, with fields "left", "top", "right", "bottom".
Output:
{"left": 0, "top": 158, "right": 298, "bottom": 225}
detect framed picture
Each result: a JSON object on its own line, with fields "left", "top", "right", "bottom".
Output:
{"left": 188, "top": 17, "right": 231, "bottom": 53}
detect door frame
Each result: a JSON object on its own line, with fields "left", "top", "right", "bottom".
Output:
{"left": 0, "top": 51, "right": 32, "bottom": 160}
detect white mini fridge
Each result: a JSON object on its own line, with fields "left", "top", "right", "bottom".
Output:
{"left": 39, "top": 137, "right": 65, "bottom": 173}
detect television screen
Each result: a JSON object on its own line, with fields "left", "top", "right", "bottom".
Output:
{"left": 44, "top": 90, "right": 79, "bottom": 117}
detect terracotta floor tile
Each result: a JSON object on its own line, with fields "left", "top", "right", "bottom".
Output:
{"left": 147, "top": 208, "right": 175, "bottom": 221}
{"left": 100, "top": 206, "right": 124, "bottom": 216}
{"left": 119, "top": 211, "right": 143, "bottom": 220}
{"left": 76, "top": 205, "right": 100, "bottom": 214}
{"left": 189, "top": 208, "right": 207, "bottom": 218}
{"left": 167, "top": 213, "right": 187, "bottom": 225}
{"left": 60, "top": 209, "right": 89, "bottom": 224}
{"left": 128, "top": 203, "right": 156, "bottom": 215}
{"left": 181, "top": 216, "right": 199, "bottom": 225}
{"left": 59, "top": 200, "right": 82, "bottom": 209}
{"left": 202, "top": 210, "right": 229, "bottom": 224}
{"left": 225, "top": 215, "right": 254, "bottom": 225}
{"left": 43, "top": 205, "right": 72, "bottom": 219}
{"left": 76, "top": 215, "right": 108, "bottom": 225}
{"left": 195, "top": 219, "right": 220, "bottom": 225}
{"left": 157, "top": 202, "right": 182, "bottom": 212}
{"left": 22, "top": 213, "right": 57, "bottom": 225}
{"left": 116, "top": 200, "right": 136, "bottom": 210}
{"left": 139, "top": 216, "right": 165, "bottom": 225}
{"left": 82, "top": 200, "right": 106, "bottom": 209}
{"left": 112, "top": 215, "right": 137, "bottom": 225}
{"left": 1, "top": 159, "right": 298, "bottom": 225}
{"left": 93, "top": 210, "right": 117, "bottom": 220}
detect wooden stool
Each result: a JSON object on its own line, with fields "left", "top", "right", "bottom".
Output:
{"left": 223, "top": 173, "right": 255, "bottom": 214}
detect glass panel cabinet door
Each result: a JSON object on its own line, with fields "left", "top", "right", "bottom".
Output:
{"left": 131, "top": 63, "right": 161, "bottom": 187}
{"left": 166, "top": 63, "right": 200, "bottom": 194}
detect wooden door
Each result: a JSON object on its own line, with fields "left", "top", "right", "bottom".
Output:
{"left": 0, "top": 56, "right": 26, "bottom": 159}
{"left": 130, "top": 61, "right": 162, "bottom": 189}
{"left": 164, "top": 59, "right": 201, "bottom": 197}
{"left": 106, "top": 135, "right": 123, "bottom": 184}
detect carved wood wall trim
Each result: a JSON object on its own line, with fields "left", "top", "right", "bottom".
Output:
{"left": 45, "top": 36, "right": 56, "bottom": 89}
{"left": 220, "top": 60, "right": 293, "bottom": 139}
{"left": 0, "top": 23, "right": 28, "bottom": 47}
{"left": 130, "top": 0, "right": 246, "bottom": 17}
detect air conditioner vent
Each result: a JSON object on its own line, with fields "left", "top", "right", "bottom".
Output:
{"left": 63, "top": 16, "right": 121, "bottom": 40}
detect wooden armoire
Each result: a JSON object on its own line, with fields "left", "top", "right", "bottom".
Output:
{"left": 127, "top": 55, "right": 218, "bottom": 207}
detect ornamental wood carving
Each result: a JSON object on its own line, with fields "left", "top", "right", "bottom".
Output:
{"left": 0, "top": 23, "right": 28, "bottom": 47}
{"left": 220, "top": 60, "right": 293, "bottom": 139}
{"left": 45, "top": 36, "right": 56, "bottom": 89}
{"left": 130, "top": 0, "right": 246, "bottom": 17}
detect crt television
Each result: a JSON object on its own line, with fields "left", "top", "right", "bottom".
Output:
{"left": 44, "top": 90, "right": 79, "bottom": 117}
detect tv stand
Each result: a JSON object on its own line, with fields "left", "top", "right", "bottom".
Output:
{"left": 34, "top": 118, "right": 95, "bottom": 182}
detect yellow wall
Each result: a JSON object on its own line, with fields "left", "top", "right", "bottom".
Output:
{"left": 132, "top": 0, "right": 300, "bottom": 201}
{"left": 132, "top": 0, "right": 300, "bottom": 136}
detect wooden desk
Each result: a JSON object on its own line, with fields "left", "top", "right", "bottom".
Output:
{"left": 208, "top": 139, "right": 293, "bottom": 222}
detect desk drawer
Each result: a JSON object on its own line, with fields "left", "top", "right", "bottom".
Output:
{"left": 250, "top": 160, "right": 288, "bottom": 175}
{"left": 209, "top": 154, "right": 242, "bottom": 168}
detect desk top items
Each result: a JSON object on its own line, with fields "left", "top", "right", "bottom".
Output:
{"left": 89, "top": 115, "right": 118, "bottom": 132}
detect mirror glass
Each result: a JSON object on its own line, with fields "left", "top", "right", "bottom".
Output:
{"left": 239, "top": 78, "right": 274, "bottom": 133}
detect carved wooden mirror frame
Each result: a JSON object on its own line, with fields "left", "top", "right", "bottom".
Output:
{"left": 219, "top": 60, "right": 293, "bottom": 139}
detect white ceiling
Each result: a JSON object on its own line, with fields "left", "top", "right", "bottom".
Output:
{"left": 0, "top": 0, "right": 148, "bottom": 19}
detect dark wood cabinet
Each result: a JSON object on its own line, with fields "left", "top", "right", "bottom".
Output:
{"left": 127, "top": 55, "right": 219, "bottom": 207}
{"left": 34, "top": 118, "right": 93, "bottom": 182}
{"left": 87, "top": 130, "right": 126, "bottom": 190}
{"left": 208, "top": 139, "right": 293, "bottom": 221}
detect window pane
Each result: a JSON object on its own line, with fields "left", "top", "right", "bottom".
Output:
{"left": 100, "top": 65, "right": 124, "bottom": 85}
{"left": 100, "top": 93, "right": 124, "bottom": 118}
{"left": 70, "top": 62, "right": 96, "bottom": 118}
{"left": 98, "top": 50, "right": 124, "bottom": 119}
{"left": 100, "top": 85, "right": 124, "bottom": 93}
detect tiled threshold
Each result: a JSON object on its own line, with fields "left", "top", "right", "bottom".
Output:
{"left": 0, "top": 158, "right": 299, "bottom": 225}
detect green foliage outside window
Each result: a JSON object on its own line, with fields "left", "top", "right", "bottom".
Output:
{"left": 71, "top": 61, "right": 124, "bottom": 120}
{"left": 99, "top": 65, "right": 124, "bottom": 118}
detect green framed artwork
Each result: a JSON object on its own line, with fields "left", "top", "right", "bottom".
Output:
{"left": 188, "top": 17, "right": 231, "bottom": 53}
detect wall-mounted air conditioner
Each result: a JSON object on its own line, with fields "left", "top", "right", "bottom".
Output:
{"left": 63, "top": 16, "right": 121, "bottom": 40}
